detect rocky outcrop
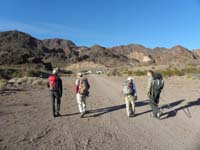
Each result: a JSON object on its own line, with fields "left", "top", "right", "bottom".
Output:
{"left": 128, "top": 51, "right": 154, "bottom": 63}
{"left": 77, "top": 45, "right": 130, "bottom": 67}
{"left": 169, "top": 45, "right": 196, "bottom": 59}
{"left": 192, "top": 49, "right": 200, "bottom": 58}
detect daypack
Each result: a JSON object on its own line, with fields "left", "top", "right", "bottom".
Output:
{"left": 122, "top": 80, "right": 134, "bottom": 95}
{"left": 48, "top": 75, "right": 57, "bottom": 90}
{"left": 152, "top": 73, "right": 164, "bottom": 91}
{"left": 79, "top": 77, "right": 90, "bottom": 95}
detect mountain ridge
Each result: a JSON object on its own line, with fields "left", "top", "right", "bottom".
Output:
{"left": 0, "top": 30, "right": 199, "bottom": 67}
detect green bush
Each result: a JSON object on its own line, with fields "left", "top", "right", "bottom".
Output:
{"left": 106, "top": 68, "right": 121, "bottom": 76}
{"left": 181, "top": 67, "right": 200, "bottom": 74}
{"left": 0, "top": 79, "right": 7, "bottom": 89}
{"left": 11, "top": 70, "right": 24, "bottom": 78}
{"left": 133, "top": 70, "right": 146, "bottom": 76}
{"left": 159, "top": 68, "right": 185, "bottom": 77}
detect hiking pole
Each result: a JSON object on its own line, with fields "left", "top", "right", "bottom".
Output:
{"left": 160, "top": 97, "right": 192, "bottom": 118}
{"left": 182, "top": 107, "right": 192, "bottom": 118}
{"left": 181, "top": 101, "right": 192, "bottom": 118}
{"left": 159, "top": 97, "right": 177, "bottom": 114}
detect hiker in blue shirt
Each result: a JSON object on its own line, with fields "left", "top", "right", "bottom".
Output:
{"left": 122, "top": 77, "right": 138, "bottom": 117}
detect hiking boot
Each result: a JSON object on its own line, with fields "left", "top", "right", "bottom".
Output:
{"left": 127, "top": 115, "right": 131, "bottom": 118}
{"left": 56, "top": 112, "right": 61, "bottom": 117}
{"left": 80, "top": 112, "right": 85, "bottom": 118}
{"left": 131, "top": 112, "right": 135, "bottom": 117}
{"left": 156, "top": 112, "right": 162, "bottom": 119}
{"left": 150, "top": 113, "right": 157, "bottom": 118}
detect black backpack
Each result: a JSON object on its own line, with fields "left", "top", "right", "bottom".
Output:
{"left": 152, "top": 73, "right": 164, "bottom": 91}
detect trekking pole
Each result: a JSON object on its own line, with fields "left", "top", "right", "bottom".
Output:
{"left": 181, "top": 101, "right": 192, "bottom": 118}
{"left": 182, "top": 107, "right": 192, "bottom": 118}
{"left": 159, "top": 86, "right": 177, "bottom": 113}
{"left": 159, "top": 97, "right": 177, "bottom": 114}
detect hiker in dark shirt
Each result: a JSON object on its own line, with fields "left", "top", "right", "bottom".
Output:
{"left": 48, "top": 68, "right": 63, "bottom": 117}
{"left": 147, "top": 70, "right": 164, "bottom": 119}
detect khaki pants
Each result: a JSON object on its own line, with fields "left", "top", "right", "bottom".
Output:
{"left": 124, "top": 95, "right": 136, "bottom": 116}
{"left": 76, "top": 93, "right": 86, "bottom": 113}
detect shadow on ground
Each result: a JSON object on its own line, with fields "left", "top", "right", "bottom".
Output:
{"left": 86, "top": 104, "right": 126, "bottom": 117}
{"left": 86, "top": 100, "right": 149, "bottom": 117}
{"left": 135, "top": 99, "right": 186, "bottom": 118}
{"left": 60, "top": 98, "right": 200, "bottom": 119}
{"left": 161, "top": 98, "right": 200, "bottom": 120}
{"left": 60, "top": 112, "right": 80, "bottom": 117}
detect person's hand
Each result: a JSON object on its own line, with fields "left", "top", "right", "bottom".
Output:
{"left": 135, "top": 95, "right": 138, "bottom": 101}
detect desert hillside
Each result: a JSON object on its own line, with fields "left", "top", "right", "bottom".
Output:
{"left": 0, "top": 30, "right": 199, "bottom": 68}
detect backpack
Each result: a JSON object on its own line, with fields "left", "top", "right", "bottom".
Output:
{"left": 48, "top": 75, "right": 57, "bottom": 90}
{"left": 152, "top": 73, "right": 164, "bottom": 91}
{"left": 122, "top": 80, "right": 134, "bottom": 95}
{"left": 79, "top": 77, "right": 90, "bottom": 95}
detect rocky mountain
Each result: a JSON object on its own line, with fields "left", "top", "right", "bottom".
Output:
{"left": 0, "top": 30, "right": 199, "bottom": 68}
{"left": 0, "top": 30, "right": 43, "bottom": 64}
{"left": 192, "top": 49, "right": 200, "bottom": 58}
{"left": 76, "top": 45, "right": 131, "bottom": 67}
{"left": 0, "top": 30, "right": 52, "bottom": 70}
{"left": 111, "top": 44, "right": 197, "bottom": 64}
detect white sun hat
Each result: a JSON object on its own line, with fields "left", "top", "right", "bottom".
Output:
{"left": 52, "top": 69, "right": 58, "bottom": 74}
{"left": 77, "top": 72, "right": 83, "bottom": 77}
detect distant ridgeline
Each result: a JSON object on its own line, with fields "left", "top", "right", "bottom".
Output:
{"left": 0, "top": 30, "right": 199, "bottom": 68}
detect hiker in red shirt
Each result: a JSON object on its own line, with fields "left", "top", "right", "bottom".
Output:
{"left": 48, "top": 68, "right": 63, "bottom": 117}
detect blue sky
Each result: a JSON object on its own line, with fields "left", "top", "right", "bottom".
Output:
{"left": 0, "top": 0, "right": 200, "bottom": 49}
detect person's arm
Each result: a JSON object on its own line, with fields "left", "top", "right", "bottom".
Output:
{"left": 47, "top": 77, "right": 50, "bottom": 88}
{"left": 132, "top": 83, "right": 137, "bottom": 96}
{"left": 47, "top": 82, "right": 50, "bottom": 88}
{"left": 60, "top": 78, "right": 63, "bottom": 97}
{"left": 147, "top": 77, "right": 153, "bottom": 95}
{"left": 75, "top": 79, "right": 79, "bottom": 94}
{"left": 88, "top": 81, "right": 90, "bottom": 89}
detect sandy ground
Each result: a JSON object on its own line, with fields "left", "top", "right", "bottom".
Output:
{"left": 0, "top": 75, "right": 200, "bottom": 150}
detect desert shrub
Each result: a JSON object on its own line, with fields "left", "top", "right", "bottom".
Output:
{"left": 0, "top": 70, "right": 10, "bottom": 79}
{"left": 133, "top": 70, "right": 146, "bottom": 76}
{"left": 127, "top": 70, "right": 134, "bottom": 76}
{"left": 60, "top": 69, "right": 73, "bottom": 75}
{"left": 173, "top": 68, "right": 185, "bottom": 76}
{"left": 11, "top": 70, "right": 24, "bottom": 78}
{"left": 0, "top": 79, "right": 7, "bottom": 88}
{"left": 0, "top": 64, "right": 50, "bottom": 79}
{"left": 106, "top": 68, "right": 121, "bottom": 76}
{"left": 123, "top": 68, "right": 128, "bottom": 72}
{"left": 25, "top": 70, "right": 38, "bottom": 77}
{"left": 181, "top": 67, "right": 200, "bottom": 74}
{"left": 159, "top": 68, "right": 184, "bottom": 77}
{"left": 106, "top": 66, "right": 200, "bottom": 77}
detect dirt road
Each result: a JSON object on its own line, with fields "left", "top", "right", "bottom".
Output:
{"left": 0, "top": 75, "right": 200, "bottom": 150}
